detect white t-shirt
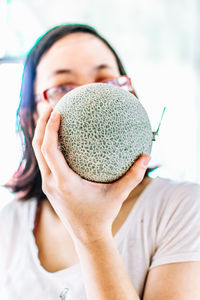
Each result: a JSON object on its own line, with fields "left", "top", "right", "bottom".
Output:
{"left": 1, "top": 177, "right": 200, "bottom": 299}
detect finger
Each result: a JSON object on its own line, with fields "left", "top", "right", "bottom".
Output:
{"left": 112, "top": 154, "right": 151, "bottom": 197}
{"left": 41, "top": 111, "right": 77, "bottom": 181}
{"left": 32, "top": 106, "right": 53, "bottom": 177}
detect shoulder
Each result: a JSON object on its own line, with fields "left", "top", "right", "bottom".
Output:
{"left": 131, "top": 176, "right": 200, "bottom": 227}
{"left": 150, "top": 176, "right": 200, "bottom": 196}
{"left": 147, "top": 177, "right": 200, "bottom": 216}
{"left": 147, "top": 177, "right": 200, "bottom": 267}
{"left": 146, "top": 177, "right": 200, "bottom": 234}
{"left": 0, "top": 198, "right": 37, "bottom": 251}
{"left": 0, "top": 198, "right": 37, "bottom": 226}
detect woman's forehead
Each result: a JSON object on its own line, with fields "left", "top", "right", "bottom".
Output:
{"left": 40, "top": 33, "right": 115, "bottom": 63}
{"left": 34, "top": 32, "right": 119, "bottom": 94}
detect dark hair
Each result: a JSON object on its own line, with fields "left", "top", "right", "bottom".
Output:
{"left": 5, "top": 23, "right": 149, "bottom": 201}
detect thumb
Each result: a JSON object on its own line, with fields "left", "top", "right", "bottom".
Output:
{"left": 113, "top": 154, "right": 151, "bottom": 198}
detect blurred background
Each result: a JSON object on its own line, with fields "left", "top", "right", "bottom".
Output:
{"left": 0, "top": 0, "right": 199, "bottom": 210}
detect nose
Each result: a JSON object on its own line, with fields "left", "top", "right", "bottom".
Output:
{"left": 72, "top": 71, "right": 97, "bottom": 86}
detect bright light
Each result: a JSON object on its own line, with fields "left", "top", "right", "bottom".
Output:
{"left": 0, "top": 63, "right": 24, "bottom": 209}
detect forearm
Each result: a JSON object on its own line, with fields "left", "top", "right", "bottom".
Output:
{"left": 74, "top": 233, "right": 139, "bottom": 300}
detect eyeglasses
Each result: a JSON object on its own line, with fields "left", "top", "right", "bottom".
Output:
{"left": 35, "top": 75, "right": 136, "bottom": 104}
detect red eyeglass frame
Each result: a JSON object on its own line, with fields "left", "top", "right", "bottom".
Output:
{"left": 35, "top": 75, "right": 136, "bottom": 103}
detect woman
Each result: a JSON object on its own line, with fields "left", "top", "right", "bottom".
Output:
{"left": 1, "top": 24, "right": 200, "bottom": 300}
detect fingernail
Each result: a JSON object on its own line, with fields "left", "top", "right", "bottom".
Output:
{"left": 142, "top": 156, "right": 151, "bottom": 167}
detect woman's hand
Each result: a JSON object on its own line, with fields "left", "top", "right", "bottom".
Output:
{"left": 32, "top": 107, "right": 151, "bottom": 244}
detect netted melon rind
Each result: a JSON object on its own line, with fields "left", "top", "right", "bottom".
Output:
{"left": 54, "top": 83, "right": 152, "bottom": 183}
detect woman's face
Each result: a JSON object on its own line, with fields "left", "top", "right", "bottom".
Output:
{"left": 34, "top": 33, "right": 121, "bottom": 115}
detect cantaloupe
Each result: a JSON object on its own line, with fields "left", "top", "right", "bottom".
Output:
{"left": 54, "top": 83, "right": 152, "bottom": 183}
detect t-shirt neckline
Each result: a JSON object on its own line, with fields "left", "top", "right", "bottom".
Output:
{"left": 113, "top": 177, "right": 160, "bottom": 244}
{"left": 28, "top": 177, "right": 160, "bottom": 276}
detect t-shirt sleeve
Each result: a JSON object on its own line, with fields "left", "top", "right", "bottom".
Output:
{"left": 150, "top": 182, "right": 200, "bottom": 268}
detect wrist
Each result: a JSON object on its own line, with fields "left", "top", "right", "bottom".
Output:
{"left": 73, "top": 228, "right": 113, "bottom": 250}
{"left": 69, "top": 220, "right": 113, "bottom": 245}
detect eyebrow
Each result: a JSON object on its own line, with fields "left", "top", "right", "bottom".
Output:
{"left": 53, "top": 64, "right": 112, "bottom": 75}
{"left": 94, "top": 64, "right": 111, "bottom": 71}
